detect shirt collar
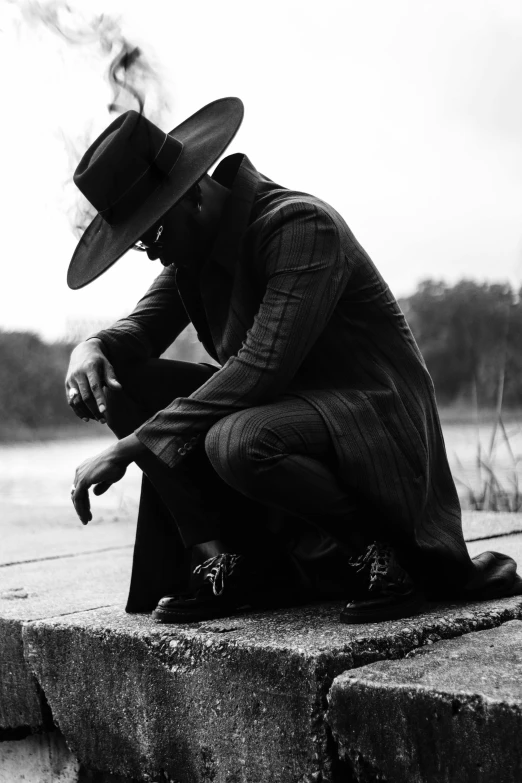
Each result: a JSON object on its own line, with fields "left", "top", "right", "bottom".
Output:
{"left": 206, "top": 153, "right": 260, "bottom": 275}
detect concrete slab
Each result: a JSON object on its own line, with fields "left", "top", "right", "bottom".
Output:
{"left": 0, "top": 502, "right": 135, "bottom": 566}
{"left": 0, "top": 549, "right": 131, "bottom": 730}
{"left": 462, "top": 510, "right": 522, "bottom": 542}
{"left": 0, "top": 549, "right": 131, "bottom": 623}
{"left": 22, "top": 595, "right": 522, "bottom": 783}
{"left": 0, "top": 618, "right": 46, "bottom": 731}
{"left": 327, "top": 619, "right": 522, "bottom": 783}
{"left": 467, "top": 532, "right": 522, "bottom": 563}
{"left": 3, "top": 495, "right": 522, "bottom": 779}
{"left": 2, "top": 502, "right": 518, "bottom": 565}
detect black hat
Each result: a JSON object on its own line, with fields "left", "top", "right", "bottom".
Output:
{"left": 67, "top": 97, "right": 244, "bottom": 289}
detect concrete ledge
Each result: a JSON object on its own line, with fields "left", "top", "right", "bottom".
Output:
{"left": 21, "top": 597, "right": 522, "bottom": 783}
{"left": 0, "top": 549, "right": 131, "bottom": 731}
{"left": 0, "top": 618, "right": 48, "bottom": 732}
{"left": 3, "top": 508, "right": 522, "bottom": 781}
{"left": 0, "top": 501, "right": 135, "bottom": 566}
{"left": 327, "top": 619, "right": 522, "bottom": 783}
{"left": 462, "top": 511, "right": 522, "bottom": 542}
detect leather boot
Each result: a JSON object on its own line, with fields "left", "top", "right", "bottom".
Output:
{"left": 340, "top": 542, "right": 425, "bottom": 624}
{"left": 153, "top": 551, "right": 316, "bottom": 623}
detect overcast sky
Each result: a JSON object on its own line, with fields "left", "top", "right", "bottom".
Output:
{"left": 2, "top": 0, "right": 522, "bottom": 340}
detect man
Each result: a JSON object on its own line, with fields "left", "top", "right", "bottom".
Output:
{"left": 66, "top": 97, "right": 521, "bottom": 625}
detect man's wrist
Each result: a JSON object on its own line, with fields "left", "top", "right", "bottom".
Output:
{"left": 84, "top": 337, "right": 104, "bottom": 350}
{"left": 73, "top": 337, "right": 103, "bottom": 357}
{"left": 113, "top": 434, "right": 148, "bottom": 463}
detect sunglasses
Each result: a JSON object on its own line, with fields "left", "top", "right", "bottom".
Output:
{"left": 133, "top": 221, "right": 164, "bottom": 253}
{"left": 132, "top": 185, "right": 202, "bottom": 255}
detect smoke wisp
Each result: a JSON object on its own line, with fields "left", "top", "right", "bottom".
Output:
{"left": 13, "top": 0, "right": 171, "bottom": 237}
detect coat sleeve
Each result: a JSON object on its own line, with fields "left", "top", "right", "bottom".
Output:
{"left": 91, "top": 265, "right": 190, "bottom": 364}
{"left": 135, "top": 201, "right": 353, "bottom": 467}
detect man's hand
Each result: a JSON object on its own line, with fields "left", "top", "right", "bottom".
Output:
{"left": 71, "top": 435, "right": 147, "bottom": 524}
{"left": 65, "top": 338, "right": 122, "bottom": 423}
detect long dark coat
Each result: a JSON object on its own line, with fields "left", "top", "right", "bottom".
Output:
{"left": 95, "top": 154, "right": 517, "bottom": 611}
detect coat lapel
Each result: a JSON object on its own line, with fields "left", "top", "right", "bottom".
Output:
{"left": 174, "top": 155, "right": 272, "bottom": 365}
{"left": 198, "top": 154, "right": 260, "bottom": 362}
{"left": 174, "top": 267, "right": 220, "bottom": 363}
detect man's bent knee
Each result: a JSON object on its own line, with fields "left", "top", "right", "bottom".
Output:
{"left": 105, "top": 386, "right": 146, "bottom": 439}
{"left": 205, "top": 409, "right": 280, "bottom": 494}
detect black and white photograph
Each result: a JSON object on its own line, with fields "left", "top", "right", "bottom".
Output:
{"left": 2, "top": 1, "right": 522, "bottom": 781}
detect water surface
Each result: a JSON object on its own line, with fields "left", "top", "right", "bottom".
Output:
{"left": 0, "top": 421, "right": 520, "bottom": 511}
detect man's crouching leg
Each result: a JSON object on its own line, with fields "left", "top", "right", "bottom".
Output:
{"left": 103, "top": 359, "right": 257, "bottom": 616}
{"left": 104, "top": 359, "right": 305, "bottom": 622}
{"left": 204, "top": 399, "right": 425, "bottom": 625}
{"left": 104, "top": 359, "right": 225, "bottom": 549}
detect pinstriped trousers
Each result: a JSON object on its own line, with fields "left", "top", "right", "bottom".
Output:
{"left": 107, "top": 358, "right": 363, "bottom": 550}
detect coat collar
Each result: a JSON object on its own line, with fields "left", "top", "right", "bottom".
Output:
{"left": 206, "top": 153, "right": 260, "bottom": 276}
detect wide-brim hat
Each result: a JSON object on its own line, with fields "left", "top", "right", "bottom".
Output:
{"left": 67, "top": 97, "right": 244, "bottom": 289}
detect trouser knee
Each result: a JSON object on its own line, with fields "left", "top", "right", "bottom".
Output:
{"left": 102, "top": 358, "right": 147, "bottom": 439}
{"left": 205, "top": 409, "right": 279, "bottom": 495}
{"left": 104, "top": 386, "right": 146, "bottom": 440}
{"left": 106, "top": 357, "right": 218, "bottom": 441}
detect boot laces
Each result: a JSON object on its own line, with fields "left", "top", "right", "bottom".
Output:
{"left": 193, "top": 553, "right": 241, "bottom": 597}
{"left": 349, "top": 542, "right": 394, "bottom": 591}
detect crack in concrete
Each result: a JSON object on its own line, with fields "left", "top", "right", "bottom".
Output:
{"left": 465, "top": 529, "right": 522, "bottom": 543}
{"left": 21, "top": 603, "right": 120, "bottom": 622}
{"left": 0, "top": 545, "right": 133, "bottom": 569}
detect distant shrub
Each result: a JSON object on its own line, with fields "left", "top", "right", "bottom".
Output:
{"left": 401, "top": 280, "right": 522, "bottom": 406}
{"left": 3, "top": 279, "right": 521, "bottom": 440}
{"left": 0, "top": 331, "right": 76, "bottom": 437}
{"left": 0, "top": 326, "right": 213, "bottom": 440}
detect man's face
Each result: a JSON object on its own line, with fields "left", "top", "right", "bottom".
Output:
{"left": 152, "top": 194, "right": 204, "bottom": 266}
{"left": 134, "top": 175, "right": 228, "bottom": 268}
{"left": 144, "top": 194, "right": 204, "bottom": 268}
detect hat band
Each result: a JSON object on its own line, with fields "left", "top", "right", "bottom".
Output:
{"left": 99, "top": 135, "right": 183, "bottom": 225}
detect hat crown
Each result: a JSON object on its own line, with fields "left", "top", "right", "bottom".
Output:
{"left": 74, "top": 111, "right": 183, "bottom": 224}
{"left": 67, "top": 96, "right": 244, "bottom": 289}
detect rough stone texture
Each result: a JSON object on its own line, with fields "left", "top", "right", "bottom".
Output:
{"left": 22, "top": 596, "right": 522, "bottom": 783}
{"left": 79, "top": 769, "right": 140, "bottom": 782}
{"left": 0, "top": 618, "right": 47, "bottom": 731}
{"left": 3, "top": 503, "right": 522, "bottom": 780}
{"left": 327, "top": 619, "right": 522, "bottom": 783}
{"left": 0, "top": 549, "right": 131, "bottom": 730}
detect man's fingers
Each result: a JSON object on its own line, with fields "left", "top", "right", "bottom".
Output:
{"left": 93, "top": 481, "right": 111, "bottom": 496}
{"left": 68, "top": 392, "right": 94, "bottom": 422}
{"left": 66, "top": 357, "right": 119, "bottom": 424}
{"left": 86, "top": 371, "right": 108, "bottom": 422}
{"left": 77, "top": 376, "right": 102, "bottom": 420}
{"left": 71, "top": 482, "right": 92, "bottom": 525}
{"left": 103, "top": 361, "right": 122, "bottom": 391}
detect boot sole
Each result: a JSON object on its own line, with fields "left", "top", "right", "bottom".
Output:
{"left": 152, "top": 602, "right": 250, "bottom": 623}
{"left": 339, "top": 593, "right": 426, "bottom": 625}
{"left": 152, "top": 588, "right": 319, "bottom": 624}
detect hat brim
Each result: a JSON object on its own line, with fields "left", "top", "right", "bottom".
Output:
{"left": 67, "top": 97, "right": 244, "bottom": 290}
